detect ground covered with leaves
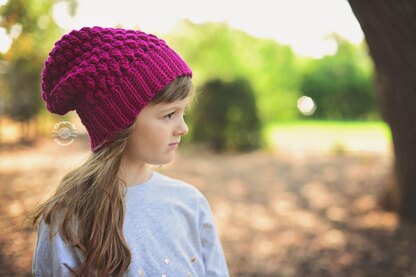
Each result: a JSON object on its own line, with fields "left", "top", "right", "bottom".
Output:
{"left": 1, "top": 136, "right": 416, "bottom": 276}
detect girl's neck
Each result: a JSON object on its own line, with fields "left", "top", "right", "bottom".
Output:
{"left": 119, "top": 159, "right": 153, "bottom": 187}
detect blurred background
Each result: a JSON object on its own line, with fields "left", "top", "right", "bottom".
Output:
{"left": 1, "top": 0, "right": 415, "bottom": 276}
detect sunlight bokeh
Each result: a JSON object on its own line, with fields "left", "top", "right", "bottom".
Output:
{"left": 52, "top": 0, "right": 363, "bottom": 58}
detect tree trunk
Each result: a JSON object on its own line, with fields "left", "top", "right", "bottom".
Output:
{"left": 348, "top": 0, "right": 416, "bottom": 221}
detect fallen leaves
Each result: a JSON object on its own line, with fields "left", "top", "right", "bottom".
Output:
{"left": 1, "top": 138, "right": 415, "bottom": 276}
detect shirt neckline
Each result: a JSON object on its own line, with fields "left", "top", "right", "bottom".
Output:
{"left": 126, "top": 170, "right": 158, "bottom": 191}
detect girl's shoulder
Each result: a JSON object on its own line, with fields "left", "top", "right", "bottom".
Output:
{"left": 154, "top": 172, "right": 200, "bottom": 191}
{"left": 154, "top": 171, "right": 207, "bottom": 200}
{"left": 126, "top": 171, "right": 206, "bottom": 202}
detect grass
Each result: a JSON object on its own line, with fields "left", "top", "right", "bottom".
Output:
{"left": 263, "top": 120, "right": 392, "bottom": 154}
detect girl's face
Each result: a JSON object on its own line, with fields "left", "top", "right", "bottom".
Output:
{"left": 123, "top": 97, "right": 190, "bottom": 166}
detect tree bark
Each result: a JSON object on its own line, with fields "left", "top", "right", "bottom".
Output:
{"left": 348, "top": 0, "right": 416, "bottom": 221}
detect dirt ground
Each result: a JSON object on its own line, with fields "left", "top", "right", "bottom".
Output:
{"left": 1, "top": 135, "right": 416, "bottom": 277}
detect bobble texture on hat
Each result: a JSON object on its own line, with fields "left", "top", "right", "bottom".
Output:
{"left": 41, "top": 26, "right": 192, "bottom": 152}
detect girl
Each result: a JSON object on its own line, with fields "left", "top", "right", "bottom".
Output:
{"left": 29, "top": 26, "right": 229, "bottom": 277}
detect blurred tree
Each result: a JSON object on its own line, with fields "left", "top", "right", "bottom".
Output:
{"left": 0, "top": 0, "right": 76, "bottom": 141}
{"left": 348, "top": 0, "right": 416, "bottom": 221}
{"left": 167, "top": 20, "right": 300, "bottom": 123}
{"left": 300, "top": 35, "right": 376, "bottom": 119}
{"left": 192, "top": 78, "right": 262, "bottom": 152}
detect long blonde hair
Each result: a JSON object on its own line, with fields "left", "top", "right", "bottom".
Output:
{"left": 28, "top": 76, "right": 193, "bottom": 276}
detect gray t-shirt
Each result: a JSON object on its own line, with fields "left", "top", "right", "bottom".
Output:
{"left": 32, "top": 171, "right": 229, "bottom": 276}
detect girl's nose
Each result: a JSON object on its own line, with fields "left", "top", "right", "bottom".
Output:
{"left": 175, "top": 118, "right": 189, "bottom": 136}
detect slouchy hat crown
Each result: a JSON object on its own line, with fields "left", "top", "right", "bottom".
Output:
{"left": 41, "top": 26, "right": 192, "bottom": 152}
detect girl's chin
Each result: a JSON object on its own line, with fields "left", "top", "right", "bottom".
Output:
{"left": 148, "top": 153, "right": 176, "bottom": 166}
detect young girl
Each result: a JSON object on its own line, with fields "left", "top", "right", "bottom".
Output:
{"left": 29, "top": 26, "right": 229, "bottom": 277}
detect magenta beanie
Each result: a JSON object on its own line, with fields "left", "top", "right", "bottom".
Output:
{"left": 41, "top": 26, "right": 192, "bottom": 152}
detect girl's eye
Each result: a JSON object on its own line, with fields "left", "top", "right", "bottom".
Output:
{"left": 164, "top": 112, "right": 175, "bottom": 119}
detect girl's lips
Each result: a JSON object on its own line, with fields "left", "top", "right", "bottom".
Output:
{"left": 168, "top": 142, "right": 179, "bottom": 149}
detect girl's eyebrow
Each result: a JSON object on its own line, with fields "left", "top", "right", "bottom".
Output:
{"left": 157, "top": 103, "right": 190, "bottom": 112}
{"left": 157, "top": 106, "right": 185, "bottom": 114}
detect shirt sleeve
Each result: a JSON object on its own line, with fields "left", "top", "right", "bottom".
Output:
{"left": 32, "top": 220, "right": 81, "bottom": 277}
{"left": 198, "top": 193, "right": 230, "bottom": 277}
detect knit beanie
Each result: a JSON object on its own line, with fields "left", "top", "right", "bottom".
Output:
{"left": 41, "top": 26, "right": 192, "bottom": 152}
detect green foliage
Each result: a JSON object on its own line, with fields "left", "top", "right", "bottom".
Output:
{"left": 167, "top": 22, "right": 377, "bottom": 123}
{"left": 166, "top": 20, "right": 300, "bottom": 123}
{"left": 0, "top": 0, "right": 76, "bottom": 122}
{"left": 7, "top": 56, "right": 43, "bottom": 121}
{"left": 300, "top": 35, "right": 377, "bottom": 120}
{"left": 192, "top": 78, "right": 262, "bottom": 152}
